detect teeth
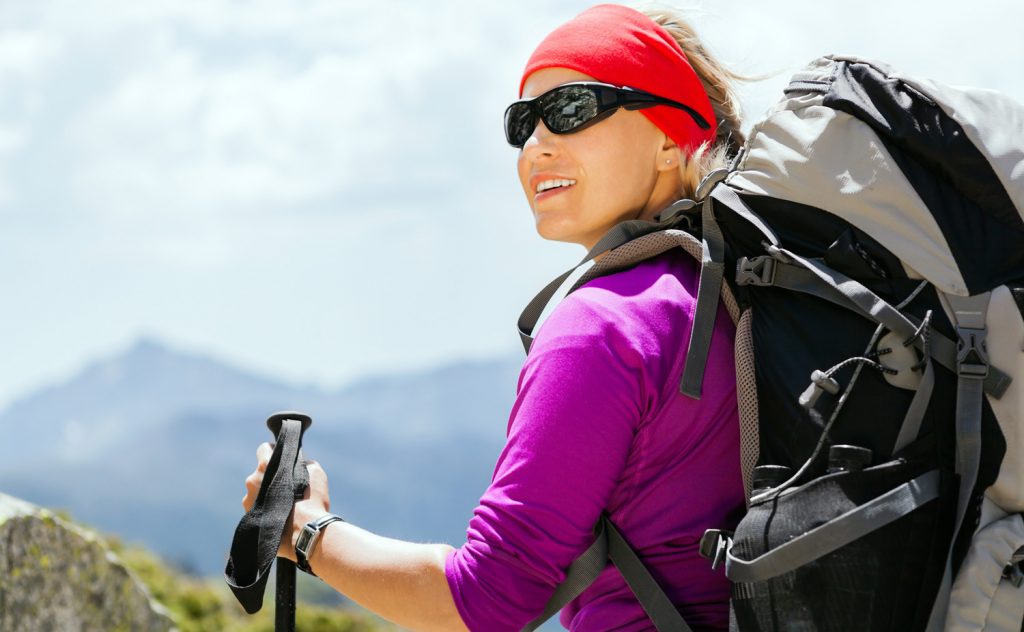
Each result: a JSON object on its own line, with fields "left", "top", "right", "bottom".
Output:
{"left": 536, "top": 178, "right": 577, "bottom": 193}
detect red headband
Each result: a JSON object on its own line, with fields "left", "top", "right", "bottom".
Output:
{"left": 519, "top": 4, "right": 716, "bottom": 153}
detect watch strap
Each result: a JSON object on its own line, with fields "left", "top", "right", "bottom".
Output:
{"left": 295, "top": 513, "right": 344, "bottom": 576}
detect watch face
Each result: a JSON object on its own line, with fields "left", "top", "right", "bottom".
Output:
{"left": 295, "top": 526, "right": 315, "bottom": 554}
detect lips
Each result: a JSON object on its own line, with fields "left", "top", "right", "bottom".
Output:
{"left": 530, "top": 173, "right": 577, "bottom": 203}
{"left": 535, "top": 178, "right": 577, "bottom": 193}
{"left": 534, "top": 183, "right": 574, "bottom": 203}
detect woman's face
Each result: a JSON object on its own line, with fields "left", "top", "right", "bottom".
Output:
{"left": 517, "top": 67, "right": 683, "bottom": 250}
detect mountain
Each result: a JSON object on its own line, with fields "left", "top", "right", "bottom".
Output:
{"left": 0, "top": 338, "right": 522, "bottom": 575}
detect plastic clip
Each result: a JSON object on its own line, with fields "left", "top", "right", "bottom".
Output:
{"left": 658, "top": 198, "right": 697, "bottom": 222}
{"left": 736, "top": 256, "right": 776, "bottom": 286}
{"left": 699, "top": 529, "right": 733, "bottom": 571}
{"left": 1002, "top": 559, "right": 1024, "bottom": 588}
{"left": 956, "top": 326, "right": 990, "bottom": 379}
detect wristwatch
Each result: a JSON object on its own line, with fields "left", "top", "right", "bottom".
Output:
{"left": 294, "top": 513, "right": 345, "bottom": 576}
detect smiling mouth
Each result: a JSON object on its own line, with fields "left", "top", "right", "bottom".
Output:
{"left": 535, "top": 178, "right": 577, "bottom": 194}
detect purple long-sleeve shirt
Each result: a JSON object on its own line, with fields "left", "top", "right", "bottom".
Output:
{"left": 446, "top": 249, "right": 744, "bottom": 631}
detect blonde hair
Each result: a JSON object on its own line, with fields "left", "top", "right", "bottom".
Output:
{"left": 637, "top": 5, "right": 750, "bottom": 199}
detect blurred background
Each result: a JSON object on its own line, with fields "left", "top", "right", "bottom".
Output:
{"left": 1, "top": 0, "right": 1021, "bottom": 626}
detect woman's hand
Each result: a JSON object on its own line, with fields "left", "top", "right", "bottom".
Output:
{"left": 242, "top": 443, "right": 467, "bottom": 631}
{"left": 242, "top": 442, "right": 331, "bottom": 562}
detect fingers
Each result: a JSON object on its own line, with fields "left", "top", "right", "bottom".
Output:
{"left": 305, "top": 460, "right": 327, "bottom": 485}
{"left": 243, "top": 448, "right": 329, "bottom": 512}
{"left": 304, "top": 460, "right": 330, "bottom": 510}
{"left": 245, "top": 470, "right": 263, "bottom": 494}
{"left": 256, "top": 442, "right": 274, "bottom": 472}
{"left": 242, "top": 469, "right": 262, "bottom": 510}
{"left": 242, "top": 443, "right": 275, "bottom": 510}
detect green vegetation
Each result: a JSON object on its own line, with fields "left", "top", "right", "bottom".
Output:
{"left": 109, "top": 538, "right": 392, "bottom": 632}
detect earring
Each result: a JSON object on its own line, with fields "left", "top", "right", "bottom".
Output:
{"left": 665, "top": 159, "right": 672, "bottom": 164}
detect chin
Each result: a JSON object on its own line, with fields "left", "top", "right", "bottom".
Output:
{"left": 534, "top": 218, "right": 578, "bottom": 245}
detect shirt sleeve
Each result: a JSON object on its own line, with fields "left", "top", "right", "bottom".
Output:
{"left": 445, "top": 286, "right": 654, "bottom": 631}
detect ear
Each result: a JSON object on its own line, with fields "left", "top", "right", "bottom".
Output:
{"left": 655, "top": 135, "right": 682, "bottom": 173}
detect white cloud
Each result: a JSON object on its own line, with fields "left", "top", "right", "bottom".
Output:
{"left": 64, "top": 1, "right": 554, "bottom": 221}
{"left": 2, "top": 0, "right": 1023, "bottom": 411}
{"left": 0, "top": 29, "right": 63, "bottom": 77}
{"left": 0, "top": 125, "right": 27, "bottom": 206}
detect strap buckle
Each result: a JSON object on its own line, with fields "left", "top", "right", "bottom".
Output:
{"left": 1001, "top": 554, "right": 1024, "bottom": 588}
{"left": 658, "top": 198, "right": 697, "bottom": 223}
{"left": 699, "top": 529, "right": 733, "bottom": 570}
{"left": 736, "top": 256, "right": 776, "bottom": 286}
{"left": 956, "top": 326, "right": 990, "bottom": 379}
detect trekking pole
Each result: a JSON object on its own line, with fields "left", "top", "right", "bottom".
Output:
{"left": 267, "top": 411, "right": 312, "bottom": 632}
{"left": 276, "top": 555, "right": 298, "bottom": 632}
{"left": 224, "top": 411, "right": 312, "bottom": 632}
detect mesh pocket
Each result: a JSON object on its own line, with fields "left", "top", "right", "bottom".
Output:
{"left": 729, "top": 458, "right": 953, "bottom": 632}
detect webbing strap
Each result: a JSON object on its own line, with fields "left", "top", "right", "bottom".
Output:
{"left": 725, "top": 469, "right": 941, "bottom": 583}
{"left": 679, "top": 184, "right": 725, "bottom": 399}
{"left": 892, "top": 360, "right": 935, "bottom": 453}
{"left": 516, "top": 263, "right": 595, "bottom": 354}
{"left": 926, "top": 292, "right": 992, "bottom": 632}
{"left": 749, "top": 257, "right": 1010, "bottom": 398}
{"left": 224, "top": 416, "right": 310, "bottom": 614}
{"left": 709, "top": 184, "right": 781, "bottom": 249}
{"left": 606, "top": 519, "right": 693, "bottom": 632}
{"left": 523, "top": 517, "right": 693, "bottom": 632}
{"left": 521, "top": 522, "right": 608, "bottom": 632}
{"left": 516, "top": 218, "right": 676, "bottom": 354}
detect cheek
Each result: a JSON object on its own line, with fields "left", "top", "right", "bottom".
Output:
{"left": 576, "top": 135, "right": 651, "bottom": 205}
{"left": 516, "top": 153, "right": 533, "bottom": 201}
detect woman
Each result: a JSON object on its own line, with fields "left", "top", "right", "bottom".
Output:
{"left": 242, "top": 4, "right": 746, "bottom": 630}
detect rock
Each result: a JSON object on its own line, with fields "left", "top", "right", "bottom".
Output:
{"left": 0, "top": 493, "right": 175, "bottom": 632}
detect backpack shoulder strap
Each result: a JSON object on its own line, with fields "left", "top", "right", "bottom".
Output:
{"left": 678, "top": 169, "right": 730, "bottom": 399}
{"left": 522, "top": 516, "right": 694, "bottom": 632}
{"left": 926, "top": 291, "right": 994, "bottom": 631}
{"left": 516, "top": 214, "right": 685, "bottom": 354}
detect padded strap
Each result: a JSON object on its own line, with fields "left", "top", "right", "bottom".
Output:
{"left": 948, "top": 293, "right": 990, "bottom": 540}
{"left": 725, "top": 470, "right": 941, "bottom": 583}
{"left": 224, "top": 415, "right": 310, "bottom": 614}
{"left": 516, "top": 218, "right": 676, "bottom": 354}
{"left": 926, "top": 292, "right": 992, "bottom": 632}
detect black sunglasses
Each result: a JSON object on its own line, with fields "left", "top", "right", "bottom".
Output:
{"left": 504, "top": 81, "right": 711, "bottom": 149}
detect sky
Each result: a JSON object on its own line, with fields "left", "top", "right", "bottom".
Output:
{"left": 2, "top": 0, "right": 1022, "bottom": 409}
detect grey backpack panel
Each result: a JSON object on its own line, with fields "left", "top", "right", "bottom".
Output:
{"left": 729, "top": 55, "right": 1024, "bottom": 297}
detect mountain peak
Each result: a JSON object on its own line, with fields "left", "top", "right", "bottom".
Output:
{"left": 126, "top": 335, "right": 169, "bottom": 356}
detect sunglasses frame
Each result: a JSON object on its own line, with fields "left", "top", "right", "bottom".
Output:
{"left": 504, "top": 81, "right": 711, "bottom": 149}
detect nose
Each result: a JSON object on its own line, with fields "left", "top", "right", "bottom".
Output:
{"left": 521, "top": 119, "right": 558, "bottom": 162}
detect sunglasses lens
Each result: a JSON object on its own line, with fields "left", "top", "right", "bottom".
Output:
{"left": 505, "top": 103, "right": 536, "bottom": 147}
{"left": 538, "top": 86, "right": 599, "bottom": 134}
{"left": 506, "top": 85, "right": 604, "bottom": 147}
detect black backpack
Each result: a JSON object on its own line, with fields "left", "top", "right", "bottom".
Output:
{"left": 519, "top": 55, "right": 1024, "bottom": 632}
